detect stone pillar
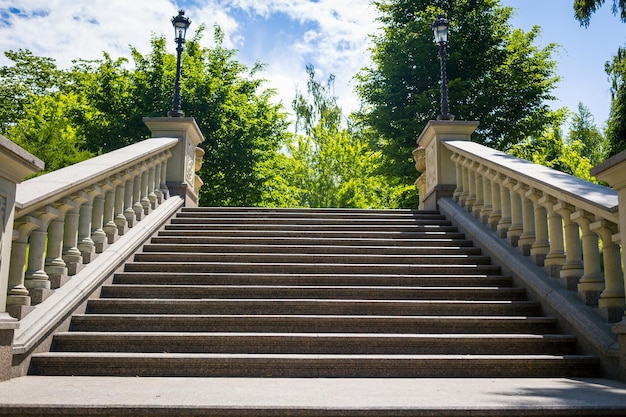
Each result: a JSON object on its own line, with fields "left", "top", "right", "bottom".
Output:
{"left": 487, "top": 171, "right": 502, "bottom": 231}
{"left": 526, "top": 189, "right": 550, "bottom": 266}
{"left": 572, "top": 209, "right": 604, "bottom": 304}
{"left": 143, "top": 117, "right": 205, "bottom": 208}
{"left": 0, "top": 136, "right": 43, "bottom": 380}
{"left": 414, "top": 120, "right": 479, "bottom": 211}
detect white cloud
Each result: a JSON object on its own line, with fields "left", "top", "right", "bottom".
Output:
{"left": 0, "top": 0, "right": 379, "bottom": 117}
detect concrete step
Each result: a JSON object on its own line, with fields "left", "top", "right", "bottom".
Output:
{"left": 163, "top": 223, "right": 460, "bottom": 232}
{"left": 29, "top": 352, "right": 600, "bottom": 378}
{"left": 180, "top": 206, "right": 443, "bottom": 217}
{"left": 142, "top": 243, "right": 483, "bottom": 255}
{"left": 122, "top": 261, "right": 503, "bottom": 275}
{"left": 69, "top": 314, "right": 560, "bottom": 334}
{"left": 3, "top": 376, "right": 626, "bottom": 416}
{"left": 170, "top": 216, "right": 453, "bottom": 226}
{"left": 149, "top": 235, "right": 476, "bottom": 247}
{"left": 85, "top": 298, "right": 543, "bottom": 316}
{"left": 132, "top": 252, "right": 494, "bottom": 265}
{"left": 111, "top": 272, "right": 515, "bottom": 287}
{"left": 50, "top": 332, "right": 578, "bottom": 355}
{"left": 99, "top": 284, "right": 528, "bottom": 301}
{"left": 156, "top": 229, "right": 468, "bottom": 239}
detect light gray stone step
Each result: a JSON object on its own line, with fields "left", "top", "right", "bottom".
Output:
{"left": 142, "top": 243, "right": 482, "bottom": 255}
{"left": 50, "top": 332, "right": 578, "bottom": 355}
{"left": 149, "top": 235, "right": 475, "bottom": 247}
{"left": 180, "top": 207, "right": 442, "bottom": 217}
{"left": 112, "top": 272, "right": 514, "bottom": 287}
{"left": 169, "top": 217, "right": 452, "bottom": 226}
{"left": 163, "top": 223, "right": 459, "bottom": 232}
{"left": 132, "top": 252, "right": 493, "bottom": 265}
{"left": 85, "top": 299, "right": 542, "bottom": 316}
{"left": 156, "top": 229, "right": 468, "bottom": 239}
{"left": 29, "top": 352, "right": 600, "bottom": 378}
{"left": 99, "top": 285, "right": 528, "bottom": 301}
{"left": 122, "top": 261, "right": 503, "bottom": 275}
{"left": 69, "top": 314, "right": 560, "bottom": 334}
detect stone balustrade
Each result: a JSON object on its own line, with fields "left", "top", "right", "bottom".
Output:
{"left": 416, "top": 120, "right": 623, "bottom": 322}
{"left": 2, "top": 117, "right": 205, "bottom": 321}
{"left": 6, "top": 138, "right": 176, "bottom": 319}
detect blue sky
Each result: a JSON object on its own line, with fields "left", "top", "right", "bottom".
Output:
{"left": 0, "top": 0, "right": 624, "bottom": 131}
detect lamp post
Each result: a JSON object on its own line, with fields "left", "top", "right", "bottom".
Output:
{"left": 432, "top": 15, "right": 454, "bottom": 121}
{"left": 168, "top": 10, "right": 191, "bottom": 118}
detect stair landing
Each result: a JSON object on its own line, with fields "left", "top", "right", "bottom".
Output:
{"left": 1, "top": 376, "right": 626, "bottom": 416}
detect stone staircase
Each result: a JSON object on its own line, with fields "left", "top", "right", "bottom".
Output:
{"left": 28, "top": 207, "right": 600, "bottom": 379}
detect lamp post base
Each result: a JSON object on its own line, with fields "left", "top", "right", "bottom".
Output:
{"left": 167, "top": 110, "right": 185, "bottom": 118}
{"left": 437, "top": 114, "right": 455, "bottom": 121}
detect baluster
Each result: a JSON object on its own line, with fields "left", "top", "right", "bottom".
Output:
{"left": 77, "top": 186, "right": 101, "bottom": 263}
{"left": 504, "top": 178, "right": 523, "bottom": 246}
{"left": 63, "top": 193, "right": 88, "bottom": 275}
{"left": 91, "top": 182, "right": 110, "bottom": 253}
{"left": 459, "top": 157, "right": 470, "bottom": 206}
{"left": 487, "top": 170, "right": 502, "bottom": 231}
{"left": 554, "top": 202, "right": 584, "bottom": 290}
{"left": 6, "top": 216, "right": 39, "bottom": 309}
{"left": 159, "top": 156, "right": 170, "bottom": 199}
{"left": 132, "top": 166, "right": 144, "bottom": 222}
{"left": 464, "top": 159, "right": 477, "bottom": 211}
{"left": 570, "top": 209, "right": 604, "bottom": 305}
{"left": 114, "top": 173, "right": 129, "bottom": 235}
{"left": 538, "top": 196, "right": 566, "bottom": 278}
{"left": 45, "top": 199, "right": 74, "bottom": 289}
{"left": 496, "top": 175, "right": 512, "bottom": 238}
{"left": 140, "top": 162, "right": 151, "bottom": 215}
{"left": 525, "top": 189, "right": 550, "bottom": 266}
{"left": 471, "top": 163, "right": 485, "bottom": 219}
{"left": 478, "top": 166, "right": 492, "bottom": 224}
{"left": 514, "top": 183, "right": 535, "bottom": 256}
{"left": 451, "top": 153, "right": 463, "bottom": 202}
{"left": 24, "top": 207, "right": 58, "bottom": 302}
{"left": 154, "top": 156, "right": 164, "bottom": 204}
{"left": 123, "top": 169, "right": 136, "bottom": 228}
{"left": 147, "top": 157, "right": 158, "bottom": 209}
{"left": 592, "top": 220, "right": 624, "bottom": 321}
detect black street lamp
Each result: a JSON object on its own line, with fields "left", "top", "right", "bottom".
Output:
{"left": 168, "top": 10, "right": 191, "bottom": 118}
{"left": 432, "top": 15, "right": 454, "bottom": 121}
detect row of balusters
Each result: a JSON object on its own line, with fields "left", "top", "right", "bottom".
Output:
{"left": 6, "top": 150, "right": 172, "bottom": 309}
{"left": 450, "top": 151, "right": 625, "bottom": 322}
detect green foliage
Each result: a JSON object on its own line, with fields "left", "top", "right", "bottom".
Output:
{"left": 356, "top": 0, "right": 560, "bottom": 194}
{"left": 508, "top": 104, "right": 607, "bottom": 181}
{"left": 574, "top": 0, "right": 626, "bottom": 26}
{"left": 279, "top": 66, "right": 406, "bottom": 208}
{"left": 606, "top": 47, "right": 626, "bottom": 157}
{"left": 7, "top": 92, "right": 94, "bottom": 173}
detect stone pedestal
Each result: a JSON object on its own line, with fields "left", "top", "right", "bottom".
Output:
{"left": 143, "top": 117, "right": 205, "bottom": 208}
{"left": 415, "top": 120, "right": 479, "bottom": 211}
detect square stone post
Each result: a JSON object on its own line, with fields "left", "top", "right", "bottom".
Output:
{"left": 143, "top": 118, "right": 205, "bottom": 208}
{"left": 415, "top": 120, "right": 479, "bottom": 210}
{"left": 0, "top": 135, "right": 44, "bottom": 380}
{"left": 591, "top": 150, "right": 626, "bottom": 380}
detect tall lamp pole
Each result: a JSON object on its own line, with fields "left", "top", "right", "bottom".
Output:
{"left": 168, "top": 10, "right": 191, "bottom": 118}
{"left": 432, "top": 15, "right": 454, "bottom": 121}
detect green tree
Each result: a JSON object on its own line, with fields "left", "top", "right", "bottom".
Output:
{"left": 284, "top": 66, "right": 396, "bottom": 208}
{"left": 356, "top": 0, "right": 560, "bottom": 195}
{"left": 574, "top": 0, "right": 626, "bottom": 26}
{"left": 567, "top": 102, "right": 608, "bottom": 165}
{"left": 605, "top": 47, "right": 626, "bottom": 156}
{"left": 508, "top": 107, "right": 602, "bottom": 182}
{"left": 7, "top": 92, "right": 94, "bottom": 173}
